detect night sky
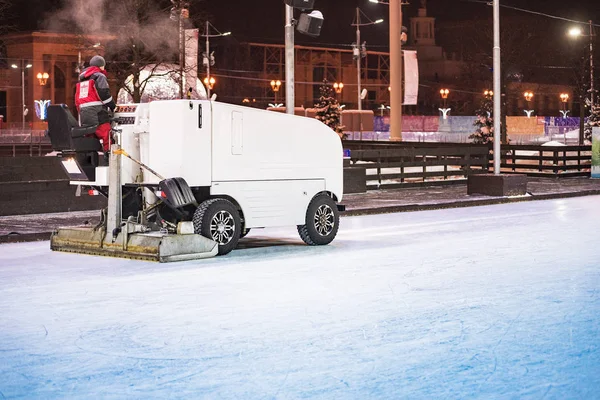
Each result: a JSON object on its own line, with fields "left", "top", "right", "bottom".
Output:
{"left": 5, "top": 0, "right": 600, "bottom": 48}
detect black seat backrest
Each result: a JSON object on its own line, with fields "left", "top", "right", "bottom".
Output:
{"left": 46, "top": 104, "right": 102, "bottom": 152}
{"left": 46, "top": 104, "right": 75, "bottom": 151}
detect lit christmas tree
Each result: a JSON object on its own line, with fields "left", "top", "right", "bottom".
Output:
{"left": 314, "top": 80, "right": 345, "bottom": 139}
{"left": 584, "top": 99, "right": 600, "bottom": 142}
{"left": 470, "top": 94, "right": 494, "bottom": 144}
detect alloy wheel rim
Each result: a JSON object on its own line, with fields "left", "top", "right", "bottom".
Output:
{"left": 314, "top": 204, "right": 335, "bottom": 236}
{"left": 210, "top": 210, "right": 235, "bottom": 245}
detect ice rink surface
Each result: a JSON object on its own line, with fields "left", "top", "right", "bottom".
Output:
{"left": 1, "top": 196, "right": 599, "bottom": 399}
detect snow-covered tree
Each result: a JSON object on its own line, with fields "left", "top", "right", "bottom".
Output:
{"left": 584, "top": 100, "right": 600, "bottom": 142}
{"left": 314, "top": 80, "right": 344, "bottom": 139}
{"left": 470, "top": 94, "right": 494, "bottom": 144}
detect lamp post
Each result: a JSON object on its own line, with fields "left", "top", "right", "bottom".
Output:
{"left": 438, "top": 88, "right": 451, "bottom": 119}
{"left": 270, "top": 79, "right": 282, "bottom": 103}
{"left": 560, "top": 93, "right": 570, "bottom": 117}
{"left": 202, "top": 21, "right": 231, "bottom": 99}
{"left": 560, "top": 93, "right": 570, "bottom": 143}
{"left": 439, "top": 88, "right": 449, "bottom": 108}
{"left": 170, "top": 0, "right": 190, "bottom": 99}
{"left": 352, "top": 8, "right": 383, "bottom": 111}
{"left": 523, "top": 91, "right": 534, "bottom": 117}
{"left": 569, "top": 22, "right": 595, "bottom": 108}
{"left": 11, "top": 60, "right": 32, "bottom": 130}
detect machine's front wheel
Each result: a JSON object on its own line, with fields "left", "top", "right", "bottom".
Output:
{"left": 193, "top": 198, "right": 240, "bottom": 255}
{"left": 297, "top": 194, "right": 340, "bottom": 246}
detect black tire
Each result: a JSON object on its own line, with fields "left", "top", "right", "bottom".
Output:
{"left": 297, "top": 194, "right": 340, "bottom": 246}
{"left": 193, "top": 198, "right": 241, "bottom": 255}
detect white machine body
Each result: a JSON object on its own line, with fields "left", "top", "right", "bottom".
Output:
{"left": 79, "top": 100, "right": 343, "bottom": 229}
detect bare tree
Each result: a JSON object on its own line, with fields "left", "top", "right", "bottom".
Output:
{"left": 0, "top": 0, "right": 12, "bottom": 34}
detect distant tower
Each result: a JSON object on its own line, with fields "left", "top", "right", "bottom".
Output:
{"left": 410, "top": 0, "right": 435, "bottom": 46}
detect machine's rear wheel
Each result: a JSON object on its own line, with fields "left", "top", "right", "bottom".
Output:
{"left": 297, "top": 194, "right": 340, "bottom": 246}
{"left": 193, "top": 198, "right": 240, "bottom": 255}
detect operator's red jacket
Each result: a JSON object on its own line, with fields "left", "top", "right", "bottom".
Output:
{"left": 75, "top": 66, "right": 116, "bottom": 115}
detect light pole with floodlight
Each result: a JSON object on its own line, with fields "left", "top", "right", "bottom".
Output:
{"left": 569, "top": 21, "right": 595, "bottom": 108}
{"left": 202, "top": 21, "right": 231, "bottom": 98}
{"left": 11, "top": 60, "right": 32, "bottom": 130}
{"left": 352, "top": 8, "right": 383, "bottom": 111}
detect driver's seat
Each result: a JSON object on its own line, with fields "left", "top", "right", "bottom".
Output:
{"left": 46, "top": 104, "right": 103, "bottom": 181}
{"left": 46, "top": 104, "right": 102, "bottom": 152}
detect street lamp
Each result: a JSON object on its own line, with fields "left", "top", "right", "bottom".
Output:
{"left": 352, "top": 7, "right": 383, "bottom": 111}
{"left": 523, "top": 91, "right": 534, "bottom": 117}
{"left": 439, "top": 88, "right": 449, "bottom": 107}
{"left": 333, "top": 82, "right": 344, "bottom": 93}
{"left": 202, "top": 21, "right": 231, "bottom": 99}
{"left": 203, "top": 76, "right": 216, "bottom": 90}
{"left": 36, "top": 72, "right": 49, "bottom": 86}
{"left": 11, "top": 61, "right": 32, "bottom": 130}
{"left": 438, "top": 88, "right": 451, "bottom": 119}
{"left": 270, "top": 79, "right": 282, "bottom": 103}
{"left": 484, "top": 89, "right": 494, "bottom": 98}
{"left": 569, "top": 21, "right": 595, "bottom": 108}
{"left": 560, "top": 93, "right": 570, "bottom": 117}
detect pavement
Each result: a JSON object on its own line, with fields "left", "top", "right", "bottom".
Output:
{"left": 1, "top": 176, "right": 600, "bottom": 244}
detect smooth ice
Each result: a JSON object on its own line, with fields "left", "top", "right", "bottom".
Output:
{"left": 1, "top": 196, "right": 599, "bottom": 399}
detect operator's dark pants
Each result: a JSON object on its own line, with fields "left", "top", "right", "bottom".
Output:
{"left": 79, "top": 105, "right": 111, "bottom": 152}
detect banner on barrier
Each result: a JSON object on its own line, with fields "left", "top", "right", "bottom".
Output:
{"left": 403, "top": 50, "right": 419, "bottom": 106}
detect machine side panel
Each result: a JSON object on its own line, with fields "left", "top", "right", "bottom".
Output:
{"left": 147, "top": 100, "right": 212, "bottom": 186}
{"left": 210, "top": 179, "right": 326, "bottom": 228}
{"left": 210, "top": 103, "right": 343, "bottom": 201}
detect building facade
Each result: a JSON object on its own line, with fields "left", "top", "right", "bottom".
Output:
{"left": 0, "top": 31, "right": 111, "bottom": 130}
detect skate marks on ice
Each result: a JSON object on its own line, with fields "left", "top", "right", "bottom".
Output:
{"left": 0, "top": 197, "right": 600, "bottom": 398}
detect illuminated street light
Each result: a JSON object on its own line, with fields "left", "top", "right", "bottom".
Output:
{"left": 270, "top": 79, "right": 282, "bottom": 102}
{"left": 560, "top": 93, "right": 570, "bottom": 119}
{"left": 568, "top": 21, "right": 594, "bottom": 110}
{"left": 333, "top": 82, "right": 344, "bottom": 94}
{"left": 11, "top": 61, "right": 32, "bottom": 130}
{"left": 439, "top": 88, "right": 451, "bottom": 119}
{"left": 270, "top": 80, "right": 282, "bottom": 92}
{"left": 523, "top": 91, "right": 534, "bottom": 117}
{"left": 203, "top": 76, "right": 216, "bottom": 90}
{"left": 439, "top": 88, "right": 449, "bottom": 107}
{"left": 36, "top": 72, "right": 49, "bottom": 86}
{"left": 484, "top": 89, "right": 494, "bottom": 98}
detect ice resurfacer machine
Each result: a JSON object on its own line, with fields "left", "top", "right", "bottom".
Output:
{"left": 46, "top": 100, "right": 344, "bottom": 262}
